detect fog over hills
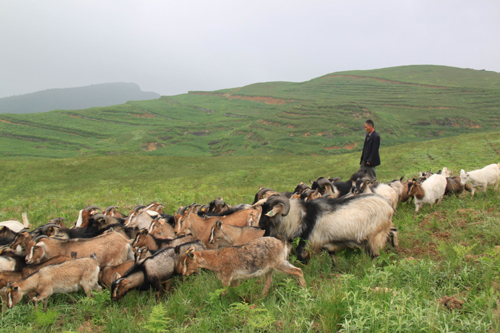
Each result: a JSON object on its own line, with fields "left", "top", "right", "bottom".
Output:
{"left": 0, "top": 83, "right": 160, "bottom": 114}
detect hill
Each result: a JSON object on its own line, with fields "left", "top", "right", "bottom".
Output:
{"left": 0, "top": 82, "right": 160, "bottom": 114}
{"left": 0, "top": 65, "right": 499, "bottom": 159}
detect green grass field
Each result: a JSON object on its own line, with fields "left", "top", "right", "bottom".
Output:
{"left": 1, "top": 131, "right": 500, "bottom": 332}
{"left": 1, "top": 65, "right": 499, "bottom": 160}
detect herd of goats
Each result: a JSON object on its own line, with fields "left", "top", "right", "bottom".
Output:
{"left": 0, "top": 162, "right": 499, "bottom": 312}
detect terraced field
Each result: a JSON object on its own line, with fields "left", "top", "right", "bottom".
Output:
{"left": 1, "top": 65, "right": 499, "bottom": 159}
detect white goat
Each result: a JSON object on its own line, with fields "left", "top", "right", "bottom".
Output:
{"left": 408, "top": 173, "right": 447, "bottom": 218}
{"left": 460, "top": 163, "right": 500, "bottom": 197}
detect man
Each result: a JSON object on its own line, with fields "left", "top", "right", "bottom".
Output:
{"left": 359, "top": 119, "right": 380, "bottom": 180}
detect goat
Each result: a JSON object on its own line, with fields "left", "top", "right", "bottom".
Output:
{"left": 254, "top": 195, "right": 307, "bottom": 241}
{"left": 104, "top": 205, "right": 128, "bottom": 219}
{"left": 444, "top": 175, "right": 472, "bottom": 196}
{"left": 399, "top": 180, "right": 413, "bottom": 203}
{"left": 460, "top": 163, "right": 500, "bottom": 197}
{"left": 0, "top": 256, "right": 16, "bottom": 272}
{"left": 148, "top": 217, "right": 176, "bottom": 239}
{"left": 0, "top": 255, "right": 74, "bottom": 290}
{"left": 407, "top": 173, "right": 447, "bottom": 218}
{"left": 6, "top": 255, "right": 101, "bottom": 311}
{"left": 0, "top": 213, "right": 30, "bottom": 232}
{"left": 354, "top": 180, "right": 399, "bottom": 210}
{"left": 0, "top": 226, "right": 19, "bottom": 246}
{"left": 252, "top": 188, "right": 279, "bottom": 204}
{"left": 387, "top": 177, "right": 404, "bottom": 200}
{"left": 123, "top": 202, "right": 166, "bottom": 230}
{"left": 258, "top": 194, "right": 395, "bottom": 264}
{"left": 200, "top": 198, "right": 252, "bottom": 217}
{"left": 133, "top": 230, "right": 197, "bottom": 252}
{"left": 26, "top": 231, "right": 133, "bottom": 268}
{"left": 181, "top": 237, "right": 306, "bottom": 297}
{"left": 175, "top": 206, "right": 262, "bottom": 246}
{"left": 75, "top": 205, "right": 101, "bottom": 228}
{"left": 111, "top": 241, "right": 205, "bottom": 301}
{"left": 9, "top": 230, "right": 32, "bottom": 255}
{"left": 98, "top": 260, "right": 135, "bottom": 289}
{"left": 0, "top": 248, "right": 26, "bottom": 272}
{"left": 292, "top": 182, "right": 311, "bottom": 196}
{"left": 208, "top": 220, "right": 265, "bottom": 248}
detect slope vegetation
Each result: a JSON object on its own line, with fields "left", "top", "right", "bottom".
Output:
{"left": 0, "top": 65, "right": 499, "bottom": 159}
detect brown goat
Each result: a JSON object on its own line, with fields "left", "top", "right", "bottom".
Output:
{"left": 6, "top": 255, "right": 101, "bottom": 311}
{"left": 132, "top": 229, "right": 197, "bottom": 251}
{"left": 148, "top": 217, "right": 176, "bottom": 239}
{"left": 181, "top": 237, "right": 305, "bottom": 297}
{"left": 208, "top": 220, "right": 265, "bottom": 248}
{"left": 445, "top": 176, "right": 472, "bottom": 196}
{"left": 98, "top": 260, "right": 135, "bottom": 289}
{"left": 0, "top": 255, "right": 74, "bottom": 290}
{"left": 10, "top": 231, "right": 32, "bottom": 254}
{"left": 175, "top": 206, "right": 261, "bottom": 243}
{"left": 26, "top": 231, "right": 133, "bottom": 268}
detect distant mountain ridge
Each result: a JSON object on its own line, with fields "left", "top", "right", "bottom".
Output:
{"left": 0, "top": 83, "right": 160, "bottom": 114}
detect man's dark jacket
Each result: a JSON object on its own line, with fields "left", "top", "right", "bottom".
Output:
{"left": 360, "top": 130, "right": 381, "bottom": 167}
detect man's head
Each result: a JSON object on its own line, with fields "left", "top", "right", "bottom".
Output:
{"left": 364, "top": 120, "right": 374, "bottom": 134}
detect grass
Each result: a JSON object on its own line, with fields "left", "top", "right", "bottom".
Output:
{"left": 0, "top": 131, "right": 500, "bottom": 331}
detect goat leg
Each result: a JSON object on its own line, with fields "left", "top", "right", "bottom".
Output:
{"left": 261, "top": 271, "right": 274, "bottom": 297}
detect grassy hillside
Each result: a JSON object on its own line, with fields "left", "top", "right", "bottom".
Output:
{"left": 0, "top": 65, "right": 499, "bottom": 159}
{"left": 0, "top": 131, "right": 500, "bottom": 331}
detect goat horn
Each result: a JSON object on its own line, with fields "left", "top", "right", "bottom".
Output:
{"left": 83, "top": 205, "right": 101, "bottom": 212}
{"left": 265, "top": 195, "right": 291, "bottom": 217}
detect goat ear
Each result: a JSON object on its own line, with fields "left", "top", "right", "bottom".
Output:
{"left": 186, "top": 249, "right": 194, "bottom": 259}
{"left": 266, "top": 203, "right": 284, "bottom": 217}
{"left": 299, "top": 181, "right": 304, "bottom": 185}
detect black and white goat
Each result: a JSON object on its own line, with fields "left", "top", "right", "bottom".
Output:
{"left": 256, "top": 194, "right": 395, "bottom": 264}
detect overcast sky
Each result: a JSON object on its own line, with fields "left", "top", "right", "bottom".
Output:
{"left": 1, "top": 0, "right": 499, "bottom": 98}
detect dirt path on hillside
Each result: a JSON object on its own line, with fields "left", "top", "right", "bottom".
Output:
{"left": 322, "top": 75, "right": 448, "bottom": 89}
{"left": 189, "top": 92, "right": 294, "bottom": 105}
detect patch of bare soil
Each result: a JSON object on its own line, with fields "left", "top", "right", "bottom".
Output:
{"left": 383, "top": 104, "right": 456, "bottom": 110}
{"left": 439, "top": 296, "right": 464, "bottom": 310}
{"left": 189, "top": 92, "right": 294, "bottom": 105}
{"left": 134, "top": 113, "right": 155, "bottom": 118}
{"left": 322, "top": 74, "right": 448, "bottom": 89}
{"left": 282, "top": 111, "right": 306, "bottom": 116}
{"left": 431, "top": 231, "right": 452, "bottom": 241}
{"left": 0, "top": 119, "right": 19, "bottom": 125}
{"left": 420, "top": 211, "right": 447, "bottom": 227}
{"left": 257, "top": 119, "right": 295, "bottom": 128}
{"left": 324, "top": 142, "right": 358, "bottom": 150}
{"left": 403, "top": 240, "right": 440, "bottom": 258}
{"left": 186, "top": 130, "right": 210, "bottom": 136}
{"left": 142, "top": 142, "right": 164, "bottom": 151}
